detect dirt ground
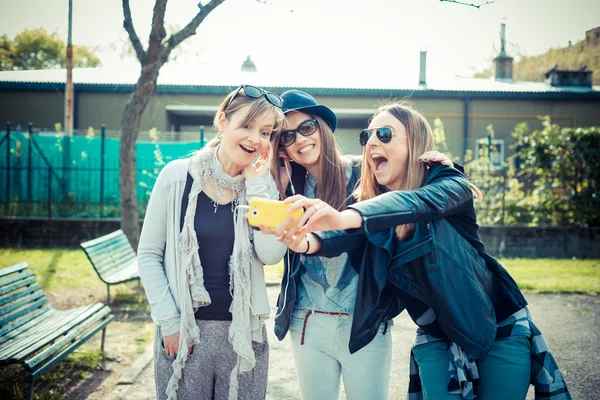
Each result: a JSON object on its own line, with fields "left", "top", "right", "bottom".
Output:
{"left": 115, "top": 288, "right": 600, "bottom": 400}
{"left": 6, "top": 284, "right": 598, "bottom": 399}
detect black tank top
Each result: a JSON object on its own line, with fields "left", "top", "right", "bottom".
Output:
{"left": 180, "top": 173, "right": 235, "bottom": 321}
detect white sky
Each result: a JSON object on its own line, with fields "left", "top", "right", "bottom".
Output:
{"left": 1, "top": 0, "right": 599, "bottom": 81}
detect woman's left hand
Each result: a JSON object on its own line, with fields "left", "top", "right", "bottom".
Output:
{"left": 243, "top": 143, "right": 273, "bottom": 180}
{"left": 417, "top": 150, "right": 454, "bottom": 168}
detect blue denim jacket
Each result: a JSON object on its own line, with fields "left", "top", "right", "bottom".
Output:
{"left": 274, "top": 156, "right": 361, "bottom": 340}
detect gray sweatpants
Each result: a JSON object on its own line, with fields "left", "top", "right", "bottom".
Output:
{"left": 154, "top": 320, "right": 269, "bottom": 400}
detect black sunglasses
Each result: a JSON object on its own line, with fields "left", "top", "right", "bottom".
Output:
{"left": 225, "top": 84, "right": 283, "bottom": 110}
{"left": 359, "top": 127, "right": 393, "bottom": 146}
{"left": 279, "top": 118, "right": 318, "bottom": 147}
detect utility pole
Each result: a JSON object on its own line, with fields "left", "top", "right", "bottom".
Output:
{"left": 63, "top": 0, "right": 73, "bottom": 190}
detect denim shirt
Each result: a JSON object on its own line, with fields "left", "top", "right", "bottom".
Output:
{"left": 292, "top": 162, "right": 359, "bottom": 318}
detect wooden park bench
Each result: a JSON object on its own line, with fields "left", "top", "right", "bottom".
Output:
{"left": 80, "top": 229, "right": 140, "bottom": 305}
{"left": 0, "top": 262, "right": 113, "bottom": 400}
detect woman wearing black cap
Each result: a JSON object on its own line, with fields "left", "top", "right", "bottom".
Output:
{"left": 269, "top": 90, "right": 453, "bottom": 399}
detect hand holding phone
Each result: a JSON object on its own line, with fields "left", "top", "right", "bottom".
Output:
{"left": 247, "top": 198, "right": 303, "bottom": 231}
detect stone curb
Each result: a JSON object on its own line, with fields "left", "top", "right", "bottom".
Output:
{"left": 118, "top": 343, "right": 154, "bottom": 385}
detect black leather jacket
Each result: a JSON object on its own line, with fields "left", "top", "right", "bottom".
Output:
{"left": 315, "top": 165, "right": 528, "bottom": 360}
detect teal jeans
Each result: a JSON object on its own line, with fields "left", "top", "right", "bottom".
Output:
{"left": 412, "top": 337, "right": 531, "bottom": 400}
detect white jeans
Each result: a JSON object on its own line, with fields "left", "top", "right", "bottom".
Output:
{"left": 289, "top": 311, "right": 392, "bottom": 400}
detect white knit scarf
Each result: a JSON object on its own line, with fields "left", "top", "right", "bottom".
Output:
{"left": 166, "top": 145, "right": 261, "bottom": 400}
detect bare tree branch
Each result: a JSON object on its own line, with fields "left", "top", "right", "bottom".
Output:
{"left": 167, "top": 0, "right": 227, "bottom": 50}
{"left": 122, "top": 0, "right": 146, "bottom": 63}
{"left": 440, "top": 0, "right": 495, "bottom": 8}
{"left": 148, "top": 0, "right": 168, "bottom": 56}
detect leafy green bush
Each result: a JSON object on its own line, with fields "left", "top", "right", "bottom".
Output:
{"left": 510, "top": 119, "right": 600, "bottom": 226}
{"left": 434, "top": 117, "right": 600, "bottom": 226}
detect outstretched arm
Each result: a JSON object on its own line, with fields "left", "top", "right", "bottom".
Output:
{"left": 286, "top": 166, "right": 472, "bottom": 234}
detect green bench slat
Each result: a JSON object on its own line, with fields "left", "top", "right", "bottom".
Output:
{"left": 26, "top": 307, "right": 112, "bottom": 369}
{"left": 80, "top": 229, "right": 127, "bottom": 248}
{"left": 82, "top": 235, "right": 132, "bottom": 253}
{"left": 1, "top": 305, "right": 102, "bottom": 361}
{"left": 91, "top": 254, "right": 136, "bottom": 272}
{"left": 0, "top": 283, "right": 42, "bottom": 308}
{"left": 0, "top": 275, "right": 36, "bottom": 297}
{"left": 0, "top": 263, "right": 114, "bottom": 391}
{"left": 0, "top": 290, "right": 45, "bottom": 318}
{"left": 0, "top": 270, "right": 33, "bottom": 288}
{"left": 0, "top": 308, "right": 77, "bottom": 355}
{"left": 84, "top": 243, "right": 134, "bottom": 261}
{"left": 0, "top": 263, "right": 29, "bottom": 278}
{"left": 80, "top": 230, "right": 139, "bottom": 286}
{"left": 31, "top": 314, "right": 114, "bottom": 379}
{"left": 0, "top": 308, "right": 53, "bottom": 344}
{"left": 0, "top": 298, "right": 49, "bottom": 327}
{"left": 86, "top": 245, "right": 135, "bottom": 265}
{"left": 104, "top": 263, "right": 139, "bottom": 283}
{"left": 98, "top": 262, "right": 137, "bottom": 279}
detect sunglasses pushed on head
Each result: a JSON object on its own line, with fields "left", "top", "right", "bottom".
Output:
{"left": 226, "top": 84, "right": 283, "bottom": 110}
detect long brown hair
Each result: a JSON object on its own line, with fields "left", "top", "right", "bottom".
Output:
{"left": 207, "top": 87, "right": 285, "bottom": 148}
{"left": 273, "top": 115, "right": 348, "bottom": 210}
{"left": 357, "top": 103, "right": 482, "bottom": 240}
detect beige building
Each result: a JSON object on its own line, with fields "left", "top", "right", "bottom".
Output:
{"left": 1, "top": 45, "right": 599, "bottom": 168}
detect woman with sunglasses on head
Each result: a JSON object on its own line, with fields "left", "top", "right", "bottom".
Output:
{"left": 280, "top": 103, "right": 571, "bottom": 400}
{"left": 269, "top": 91, "right": 454, "bottom": 400}
{"left": 137, "top": 85, "right": 287, "bottom": 400}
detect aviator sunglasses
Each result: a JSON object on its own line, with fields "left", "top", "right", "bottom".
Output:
{"left": 359, "top": 127, "right": 393, "bottom": 146}
{"left": 279, "top": 118, "right": 318, "bottom": 147}
{"left": 225, "top": 84, "right": 283, "bottom": 109}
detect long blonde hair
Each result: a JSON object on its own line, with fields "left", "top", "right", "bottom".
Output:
{"left": 206, "top": 87, "right": 285, "bottom": 148}
{"left": 357, "top": 103, "right": 482, "bottom": 240}
{"left": 273, "top": 115, "right": 348, "bottom": 210}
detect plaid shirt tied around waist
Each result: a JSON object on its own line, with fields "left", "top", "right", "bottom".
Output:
{"left": 407, "top": 308, "right": 571, "bottom": 400}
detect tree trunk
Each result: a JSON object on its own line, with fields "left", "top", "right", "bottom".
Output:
{"left": 119, "top": 67, "right": 159, "bottom": 250}
{"left": 119, "top": 0, "right": 226, "bottom": 249}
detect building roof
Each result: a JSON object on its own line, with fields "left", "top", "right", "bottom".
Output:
{"left": 1, "top": 64, "right": 600, "bottom": 100}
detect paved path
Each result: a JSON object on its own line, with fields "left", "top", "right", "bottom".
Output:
{"left": 110, "top": 290, "right": 599, "bottom": 400}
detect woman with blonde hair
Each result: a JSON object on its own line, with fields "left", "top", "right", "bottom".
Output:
{"left": 138, "top": 85, "right": 287, "bottom": 400}
{"left": 277, "top": 103, "right": 570, "bottom": 400}
{"left": 270, "top": 93, "right": 453, "bottom": 400}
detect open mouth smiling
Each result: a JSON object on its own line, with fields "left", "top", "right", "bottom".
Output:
{"left": 239, "top": 144, "right": 256, "bottom": 154}
{"left": 371, "top": 153, "right": 388, "bottom": 171}
{"left": 298, "top": 144, "right": 315, "bottom": 155}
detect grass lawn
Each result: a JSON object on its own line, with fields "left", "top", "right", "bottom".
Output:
{"left": 501, "top": 258, "right": 600, "bottom": 295}
{"left": 1, "top": 249, "right": 599, "bottom": 295}
{"left": 0, "top": 248, "right": 284, "bottom": 292}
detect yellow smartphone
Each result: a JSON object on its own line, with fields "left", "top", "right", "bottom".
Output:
{"left": 247, "top": 198, "right": 303, "bottom": 231}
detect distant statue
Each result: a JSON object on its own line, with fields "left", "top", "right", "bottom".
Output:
{"left": 241, "top": 55, "right": 257, "bottom": 72}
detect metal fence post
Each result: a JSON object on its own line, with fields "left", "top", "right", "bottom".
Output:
{"left": 28, "top": 123, "right": 33, "bottom": 209}
{"left": 100, "top": 125, "right": 105, "bottom": 217}
{"left": 200, "top": 126, "right": 204, "bottom": 148}
{"left": 47, "top": 166, "right": 52, "bottom": 219}
{"left": 5, "top": 121, "right": 10, "bottom": 215}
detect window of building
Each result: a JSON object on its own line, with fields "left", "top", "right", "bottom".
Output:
{"left": 476, "top": 138, "right": 505, "bottom": 170}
